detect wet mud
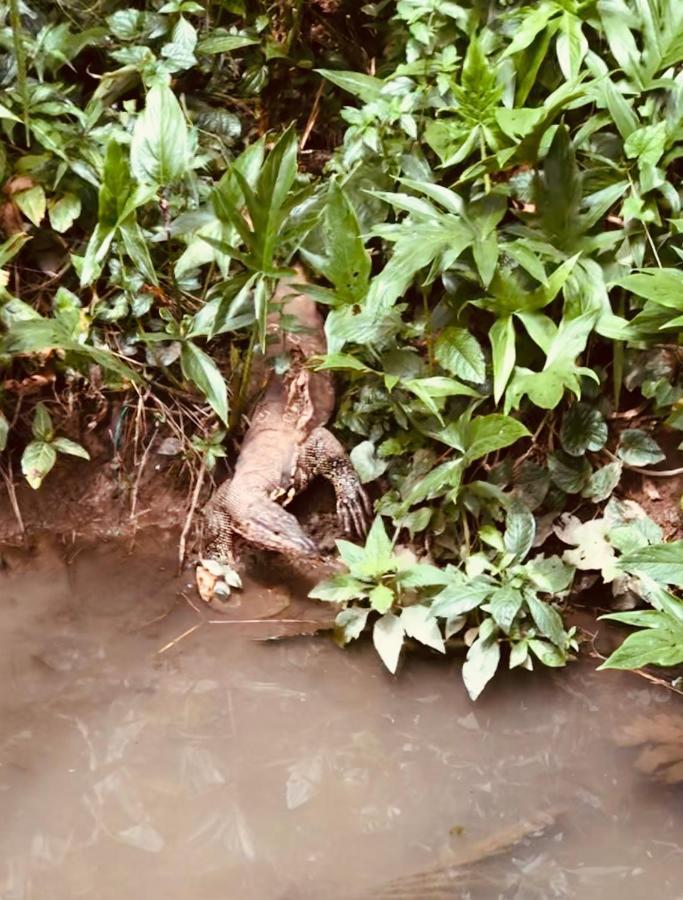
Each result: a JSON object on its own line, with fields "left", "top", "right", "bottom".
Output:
{"left": 2, "top": 533, "right": 683, "bottom": 899}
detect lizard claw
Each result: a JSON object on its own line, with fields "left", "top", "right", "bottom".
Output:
{"left": 338, "top": 484, "right": 372, "bottom": 539}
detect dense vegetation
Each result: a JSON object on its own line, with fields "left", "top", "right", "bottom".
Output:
{"left": 1, "top": 0, "right": 683, "bottom": 698}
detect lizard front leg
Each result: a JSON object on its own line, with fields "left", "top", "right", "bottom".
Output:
{"left": 203, "top": 490, "right": 237, "bottom": 566}
{"left": 300, "top": 427, "right": 372, "bottom": 538}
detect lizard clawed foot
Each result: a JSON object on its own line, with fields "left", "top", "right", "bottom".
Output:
{"left": 338, "top": 484, "right": 373, "bottom": 539}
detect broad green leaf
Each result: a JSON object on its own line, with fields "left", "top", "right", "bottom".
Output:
{"left": 598, "top": 620, "right": 683, "bottom": 670}
{"left": 14, "top": 186, "right": 46, "bottom": 227}
{"left": 435, "top": 327, "right": 486, "bottom": 383}
{"left": 526, "top": 593, "right": 566, "bottom": 646}
{"left": 313, "top": 180, "right": 370, "bottom": 304}
{"left": 548, "top": 450, "right": 591, "bottom": 493}
{"left": 334, "top": 607, "right": 370, "bottom": 645}
{"left": 624, "top": 122, "right": 667, "bottom": 168}
{"left": 350, "top": 440, "right": 388, "bottom": 484}
{"left": 619, "top": 542, "right": 683, "bottom": 587}
{"left": 529, "top": 639, "right": 567, "bottom": 667}
{"left": 617, "top": 429, "right": 665, "bottom": 466}
{"left": 462, "top": 620, "right": 500, "bottom": 701}
{"left": 373, "top": 613, "right": 404, "bottom": 674}
{"left": 180, "top": 341, "right": 229, "bottom": 425}
{"left": 486, "top": 586, "right": 524, "bottom": 633}
{"left": 524, "top": 555, "right": 574, "bottom": 593}
{"left": 311, "top": 352, "right": 373, "bottom": 373}
{"left": 612, "top": 268, "right": 683, "bottom": 311}
{"left": 52, "top": 437, "right": 90, "bottom": 460}
{"left": 48, "top": 192, "right": 81, "bottom": 233}
{"left": 32, "top": 403, "right": 54, "bottom": 442}
{"left": 504, "top": 501, "right": 535, "bottom": 560}
{"left": 363, "top": 516, "right": 394, "bottom": 574}
{"left": 21, "top": 440, "right": 57, "bottom": 489}
{"left": 130, "top": 83, "right": 190, "bottom": 185}
{"left": 463, "top": 415, "right": 530, "bottom": 462}
{"left": 582, "top": 462, "right": 622, "bottom": 503}
{"left": 369, "top": 584, "right": 394, "bottom": 614}
{"left": 316, "top": 69, "right": 384, "bottom": 101}
{"left": 401, "top": 605, "right": 445, "bottom": 653}
{"left": 196, "top": 33, "right": 258, "bottom": 54}
{"left": 560, "top": 403, "right": 608, "bottom": 456}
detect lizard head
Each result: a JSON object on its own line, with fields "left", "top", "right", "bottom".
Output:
{"left": 236, "top": 503, "right": 319, "bottom": 559}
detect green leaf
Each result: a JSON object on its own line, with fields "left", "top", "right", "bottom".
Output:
{"left": 462, "top": 620, "right": 500, "bottom": 701}
{"left": 350, "top": 440, "right": 388, "bottom": 484}
{"left": 612, "top": 268, "right": 683, "bottom": 311}
{"left": 52, "top": 437, "right": 90, "bottom": 460}
{"left": 526, "top": 593, "right": 566, "bottom": 647}
{"left": 31, "top": 402, "right": 54, "bottom": 441}
{"left": 0, "top": 411, "right": 8, "bottom": 451}
{"left": 373, "top": 613, "right": 404, "bottom": 674}
{"left": 313, "top": 180, "right": 370, "bottom": 304}
{"left": 316, "top": 69, "right": 384, "bottom": 102}
{"left": 311, "top": 352, "right": 373, "bottom": 373}
{"left": 435, "top": 327, "right": 486, "bottom": 384}
{"left": 14, "top": 186, "right": 46, "bottom": 227}
{"left": 581, "top": 462, "right": 622, "bottom": 503}
{"left": 524, "top": 555, "right": 575, "bottom": 593}
{"left": 369, "top": 584, "right": 394, "bottom": 614}
{"left": 180, "top": 341, "right": 229, "bottom": 425}
{"left": 504, "top": 501, "right": 535, "bottom": 561}
{"left": 48, "top": 192, "right": 81, "bottom": 233}
{"left": 21, "top": 440, "right": 57, "bottom": 489}
{"left": 401, "top": 605, "right": 445, "bottom": 653}
{"left": 617, "top": 429, "right": 665, "bottom": 467}
{"left": 529, "top": 639, "right": 567, "bottom": 667}
{"left": 547, "top": 450, "right": 591, "bottom": 493}
{"left": 196, "top": 33, "right": 258, "bottom": 54}
{"left": 463, "top": 415, "right": 530, "bottom": 462}
{"left": 486, "top": 586, "right": 524, "bottom": 633}
{"left": 363, "top": 516, "right": 394, "bottom": 573}
{"left": 334, "top": 607, "right": 370, "bottom": 645}
{"left": 624, "top": 122, "right": 667, "bottom": 168}
{"left": 619, "top": 542, "right": 683, "bottom": 587}
{"left": 598, "top": 621, "right": 683, "bottom": 670}
{"left": 560, "top": 403, "right": 608, "bottom": 457}
{"left": 489, "top": 315, "right": 515, "bottom": 403}
{"left": 130, "top": 83, "right": 190, "bottom": 185}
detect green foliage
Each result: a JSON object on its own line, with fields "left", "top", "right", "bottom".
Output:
{"left": 2, "top": 0, "right": 683, "bottom": 699}
{"left": 20, "top": 403, "right": 89, "bottom": 489}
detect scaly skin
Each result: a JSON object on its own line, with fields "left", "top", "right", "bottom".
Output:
{"left": 203, "top": 278, "right": 371, "bottom": 565}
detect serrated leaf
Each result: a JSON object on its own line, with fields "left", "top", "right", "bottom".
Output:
{"left": 180, "top": 341, "right": 228, "bottom": 425}
{"left": 560, "top": 403, "right": 608, "bottom": 456}
{"left": 369, "top": 584, "right": 394, "bottom": 614}
{"left": 21, "top": 440, "right": 57, "bottom": 489}
{"left": 401, "top": 605, "right": 445, "bottom": 653}
{"left": 617, "top": 429, "right": 665, "bottom": 467}
{"left": 435, "top": 327, "right": 486, "bottom": 384}
{"left": 373, "top": 613, "right": 404, "bottom": 674}
{"left": 547, "top": 450, "right": 591, "bottom": 493}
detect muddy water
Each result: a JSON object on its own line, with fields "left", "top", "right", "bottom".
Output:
{"left": 1, "top": 534, "right": 683, "bottom": 900}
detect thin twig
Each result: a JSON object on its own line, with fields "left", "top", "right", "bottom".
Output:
{"left": 300, "top": 81, "right": 324, "bottom": 150}
{"left": 0, "top": 461, "right": 24, "bottom": 534}
{"left": 157, "top": 622, "right": 203, "bottom": 654}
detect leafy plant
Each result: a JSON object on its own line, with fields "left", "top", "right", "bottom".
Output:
{"left": 21, "top": 403, "right": 89, "bottom": 489}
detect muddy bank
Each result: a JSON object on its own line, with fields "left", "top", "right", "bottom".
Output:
{"left": 2, "top": 534, "right": 683, "bottom": 899}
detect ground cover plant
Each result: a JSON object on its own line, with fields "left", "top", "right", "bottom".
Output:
{"left": 1, "top": 0, "right": 682, "bottom": 699}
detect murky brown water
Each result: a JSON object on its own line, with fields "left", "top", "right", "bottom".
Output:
{"left": 2, "top": 533, "right": 683, "bottom": 900}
